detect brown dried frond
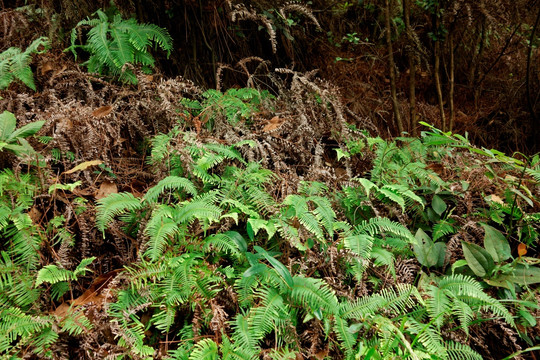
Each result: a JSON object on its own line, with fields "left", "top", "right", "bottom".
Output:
{"left": 229, "top": 3, "right": 277, "bottom": 53}
{"left": 279, "top": 2, "right": 322, "bottom": 30}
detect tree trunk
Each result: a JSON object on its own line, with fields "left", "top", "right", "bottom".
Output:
{"left": 384, "top": 0, "right": 404, "bottom": 134}
{"left": 449, "top": 34, "right": 455, "bottom": 132}
{"left": 433, "top": 11, "right": 446, "bottom": 131}
{"left": 403, "top": 0, "right": 416, "bottom": 135}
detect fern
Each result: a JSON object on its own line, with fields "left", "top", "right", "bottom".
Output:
{"left": 290, "top": 276, "right": 339, "bottom": 317}
{"left": 96, "top": 192, "right": 142, "bottom": 232}
{"left": 144, "top": 176, "right": 197, "bottom": 203}
{"left": 189, "top": 338, "right": 219, "bottom": 360}
{"left": 68, "top": 9, "right": 172, "bottom": 83}
{"left": 143, "top": 205, "right": 179, "bottom": 261}
{"left": 446, "top": 341, "right": 483, "bottom": 360}
{"left": 334, "top": 316, "right": 357, "bottom": 359}
{"left": 231, "top": 314, "right": 261, "bottom": 358}
{"left": 0, "top": 37, "right": 48, "bottom": 90}
{"left": 426, "top": 274, "right": 514, "bottom": 333}
{"left": 203, "top": 231, "right": 247, "bottom": 258}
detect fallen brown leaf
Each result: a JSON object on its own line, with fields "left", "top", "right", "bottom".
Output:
{"left": 63, "top": 160, "right": 103, "bottom": 175}
{"left": 95, "top": 181, "right": 118, "bottom": 200}
{"left": 92, "top": 105, "right": 113, "bottom": 118}
{"left": 263, "top": 116, "right": 285, "bottom": 132}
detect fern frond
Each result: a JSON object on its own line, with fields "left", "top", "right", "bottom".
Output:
{"left": 203, "top": 231, "right": 246, "bottom": 258}
{"left": 290, "top": 276, "right": 338, "bottom": 315}
{"left": 7, "top": 213, "right": 41, "bottom": 268}
{"left": 251, "top": 287, "right": 287, "bottom": 340}
{"left": 134, "top": 23, "right": 174, "bottom": 55}
{"left": 310, "top": 196, "right": 336, "bottom": 238}
{"left": 356, "top": 217, "right": 415, "bottom": 242}
{"left": 379, "top": 284, "right": 419, "bottom": 314}
{"left": 451, "top": 299, "right": 474, "bottom": 335}
{"left": 96, "top": 192, "right": 142, "bottom": 232}
{"left": 60, "top": 309, "right": 93, "bottom": 336}
{"left": 189, "top": 338, "right": 219, "bottom": 360}
{"left": 425, "top": 285, "right": 452, "bottom": 329}
{"left": 338, "top": 295, "right": 386, "bottom": 319}
{"left": 144, "top": 205, "right": 179, "bottom": 261}
{"left": 446, "top": 341, "right": 483, "bottom": 360}
{"left": 284, "top": 195, "right": 325, "bottom": 242}
{"left": 406, "top": 318, "right": 446, "bottom": 357}
{"left": 344, "top": 234, "right": 373, "bottom": 259}
{"left": 174, "top": 191, "right": 222, "bottom": 225}
{"left": 35, "top": 265, "right": 73, "bottom": 286}
{"left": 0, "top": 307, "right": 51, "bottom": 353}
{"left": 427, "top": 274, "right": 515, "bottom": 332}
{"left": 334, "top": 316, "right": 357, "bottom": 357}
{"left": 231, "top": 314, "right": 261, "bottom": 356}
{"left": 86, "top": 22, "right": 118, "bottom": 72}
{"left": 152, "top": 306, "right": 176, "bottom": 333}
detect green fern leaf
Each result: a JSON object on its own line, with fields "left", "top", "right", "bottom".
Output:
{"left": 334, "top": 316, "right": 357, "bottom": 356}
{"left": 231, "top": 314, "right": 261, "bottom": 356}
{"left": 189, "top": 339, "right": 219, "bottom": 360}
{"left": 144, "top": 206, "right": 179, "bottom": 261}
{"left": 144, "top": 176, "right": 197, "bottom": 203}
{"left": 446, "top": 341, "right": 483, "bottom": 360}
{"left": 96, "top": 192, "right": 142, "bottom": 232}
{"left": 290, "top": 276, "right": 338, "bottom": 316}
{"left": 344, "top": 234, "right": 373, "bottom": 259}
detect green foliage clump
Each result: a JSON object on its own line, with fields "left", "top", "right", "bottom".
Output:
{"left": 181, "top": 88, "right": 275, "bottom": 127}
{"left": 0, "top": 37, "right": 48, "bottom": 91}
{"left": 67, "top": 9, "right": 173, "bottom": 83}
{"left": 1, "top": 117, "right": 537, "bottom": 358}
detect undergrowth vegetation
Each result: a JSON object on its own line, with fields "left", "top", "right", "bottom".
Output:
{"left": 0, "top": 102, "right": 538, "bottom": 358}
{"left": 0, "top": 3, "right": 539, "bottom": 360}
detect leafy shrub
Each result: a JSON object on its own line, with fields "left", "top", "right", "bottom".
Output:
{"left": 0, "top": 110, "right": 44, "bottom": 156}
{"left": 67, "top": 9, "right": 173, "bottom": 83}
{"left": 0, "top": 37, "right": 48, "bottom": 90}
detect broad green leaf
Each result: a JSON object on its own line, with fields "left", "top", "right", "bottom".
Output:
{"left": 490, "top": 264, "right": 540, "bottom": 286}
{"left": 433, "top": 242, "right": 446, "bottom": 268}
{"left": 335, "top": 148, "right": 350, "bottom": 160}
{"left": 413, "top": 229, "right": 445, "bottom": 268}
{"left": 223, "top": 231, "right": 247, "bottom": 253}
{"left": 431, "top": 195, "right": 447, "bottom": 216}
{"left": 451, "top": 259, "right": 468, "bottom": 273}
{"left": 243, "top": 263, "right": 267, "bottom": 278}
{"left": 254, "top": 246, "right": 293, "bottom": 288}
{"left": 481, "top": 223, "right": 511, "bottom": 262}
{"left": 461, "top": 241, "right": 495, "bottom": 277}
{"left": 0, "top": 111, "right": 16, "bottom": 141}
{"left": 7, "top": 120, "right": 45, "bottom": 142}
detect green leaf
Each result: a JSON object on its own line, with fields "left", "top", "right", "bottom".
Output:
{"left": 490, "top": 264, "right": 540, "bottom": 286}
{"left": 480, "top": 223, "right": 511, "bottom": 262}
{"left": 431, "top": 195, "right": 447, "bottom": 216}
{"left": 254, "top": 246, "right": 293, "bottom": 288}
{"left": 243, "top": 263, "right": 268, "bottom": 278}
{"left": 7, "top": 120, "right": 45, "bottom": 142}
{"left": 355, "top": 178, "right": 378, "bottom": 197}
{"left": 0, "top": 111, "right": 16, "bottom": 141}
{"left": 413, "top": 229, "right": 446, "bottom": 268}
{"left": 247, "top": 218, "right": 276, "bottom": 241}
{"left": 223, "top": 231, "right": 247, "bottom": 253}
{"left": 461, "top": 241, "right": 495, "bottom": 277}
